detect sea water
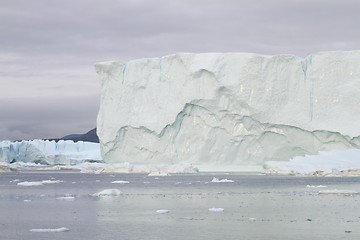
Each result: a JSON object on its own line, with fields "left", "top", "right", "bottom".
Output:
{"left": 0, "top": 170, "right": 359, "bottom": 239}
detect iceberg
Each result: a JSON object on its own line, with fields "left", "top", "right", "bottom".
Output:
{"left": 0, "top": 139, "right": 102, "bottom": 165}
{"left": 95, "top": 51, "right": 360, "bottom": 170}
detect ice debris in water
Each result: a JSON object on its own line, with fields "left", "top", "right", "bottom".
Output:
{"left": 18, "top": 181, "right": 43, "bottom": 186}
{"left": 148, "top": 172, "right": 170, "bottom": 176}
{"left": 211, "top": 177, "right": 234, "bottom": 183}
{"left": 306, "top": 185, "right": 327, "bottom": 188}
{"left": 29, "top": 227, "right": 69, "bottom": 233}
{"left": 111, "top": 180, "right": 129, "bottom": 184}
{"left": 42, "top": 180, "right": 63, "bottom": 184}
{"left": 156, "top": 209, "right": 170, "bottom": 214}
{"left": 318, "top": 189, "right": 358, "bottom": 195}
{"left": 17, "top": 180, "right": 63, "bottom": 186}
{"left": 208, "top": 208, "right": 224, "bottom": 212}
{"left": 91, "top": 189, "right": 122, "bottom": 197}
{"left": 56, "top": 194, "right": 75, "bottom": 200}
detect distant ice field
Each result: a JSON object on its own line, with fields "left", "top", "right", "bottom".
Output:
{"left": 1, "top": 170, "right": 360, "bottom": 240}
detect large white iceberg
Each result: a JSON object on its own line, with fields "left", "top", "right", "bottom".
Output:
{"left": 0, "top": 140, "right": 102, "bottom": 165}
{"left": 95, "top": 51, "right": 360, "bottom": 170}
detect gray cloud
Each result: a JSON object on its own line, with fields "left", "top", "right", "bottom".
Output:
{"left": 1, "top": 0, "right": 360, "bottom": 140}
{"left": 0, "top": 96, "right": 99, "bottom": 141}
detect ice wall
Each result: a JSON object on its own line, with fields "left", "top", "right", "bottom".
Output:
{"left": 95, "top": 51, "right": 360, "bottom": 168}
{"left": 0, "top": 140, "right": 102, "bottom": 165}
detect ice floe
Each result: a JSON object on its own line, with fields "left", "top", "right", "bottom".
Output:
{"left": 74, "top": 162, "right": 197, "bottom": 174}
{"left": 91, "top": 189, "right": 122, "bottom": 197}
{"left": 148, "top": 172, "right": 169, "bottom": 176}
{"left": 41, "top": 180, "right": 63, "bottom": 184}
{"left": 208, "top": 208, "right": 224, "bottom": 212}
{"left": 318, "top": 189, "right": 358, "bottom": 195}
{"left": 56, "top": 194, "right": 75, "bottom": 200}
{"left": 29, "top": 227, "right": 69, "bottom": 233}
{"left": 17, "top": 181, "right": 43, "bottom": 186}
{"left": 306, "top": 185, "right": 328, "bottom": 188}
{"left": 263, "top": 149, "right": 360, "bottom": 176}
{"left": 111, "top": 180, "right": 129, "bottom": 184}
{"left": 211, "top": 177, "right": 234, "bottom": 183}
{"left": 17, "top": 180, "right": 63, "bottom": 186}
{"left": 156, "top": 209, "right": 169, "bottom": 214}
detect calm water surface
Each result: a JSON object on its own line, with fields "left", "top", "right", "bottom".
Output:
{"left": 1, "top": 170, "right": 360, "bottom": 239}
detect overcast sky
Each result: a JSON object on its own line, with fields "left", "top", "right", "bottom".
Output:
{"left": 1, "top": 0, "right": 360, "bottom": 141}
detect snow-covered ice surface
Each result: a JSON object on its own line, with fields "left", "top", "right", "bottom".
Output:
{"left": 1, "top": 170, "right": 360, "bottom": 240}
{"left": 263, "top": 149, "right": 360, "bottom": 176}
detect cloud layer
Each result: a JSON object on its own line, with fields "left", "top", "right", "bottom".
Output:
{"left": 1, "top": 0, "right": 360, "bottom": 140}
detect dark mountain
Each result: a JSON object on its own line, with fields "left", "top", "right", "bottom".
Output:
{"left": 46, "top": 128, "right": 99, "bottom": 143}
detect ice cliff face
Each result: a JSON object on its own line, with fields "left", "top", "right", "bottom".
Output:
{"left": 95, "top": 51, "right": 360, "bottom": 168}
{"left": 0, "top": 140, "right": 102, "bottom": 165}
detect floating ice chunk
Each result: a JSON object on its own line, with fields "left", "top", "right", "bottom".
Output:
{"left": 111, "top": 180, "right": 129, "bottom": 184}
{"left": 56, "top": 194, "right": 75, "bottom": 200}
{"left": 29, "top": 227, "right": 69, "bottom": 233}
{"left": 42, "top": 180, "right": 63, "bottom": 184}
{"left": 156, "top": 209, "right": 169, "bottom": 214}
{"left": 148, "top": 172, "right": 169, "bottom": 176}
{"left": 318, "top": 189, "right": 358, "bottom": 195}
{"left": 263, "top": 149, "right": 360, "bottom": 176}
{"left": 211, "top": 177, "right": 234, "bottom": 183}
{"left": 17, "top": 181, "right": 43, "bottom": 186}
{"left": 249, "top": 218, "right": 257, "bottom": 221}
{"left": 208, "top": 208, "right": 224, "bottom": 212}
{"left": 91, "top": 189, "right": 122, "bottom": 197}
{"left": 306, "top": 185, "right": 327, "bottom": 188}
{"left": 24, "top": 199, "right": 31, "bottom": 202}
{"left": 56, "top": 196, "right": 75, "bottom": 200}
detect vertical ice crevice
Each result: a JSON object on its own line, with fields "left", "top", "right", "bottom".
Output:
{"left": 301, "top": 60, "right": 307, "bottom": 83}
{"left": 122, "top": 63, "right": 127, "bottom": 85}
{"left": 309, "top": 87, "right": 313, "bottom": 121}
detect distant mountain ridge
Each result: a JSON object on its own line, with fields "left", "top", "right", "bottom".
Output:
{"left": 46, "top": 128, "right": 99, "bottom": 143}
